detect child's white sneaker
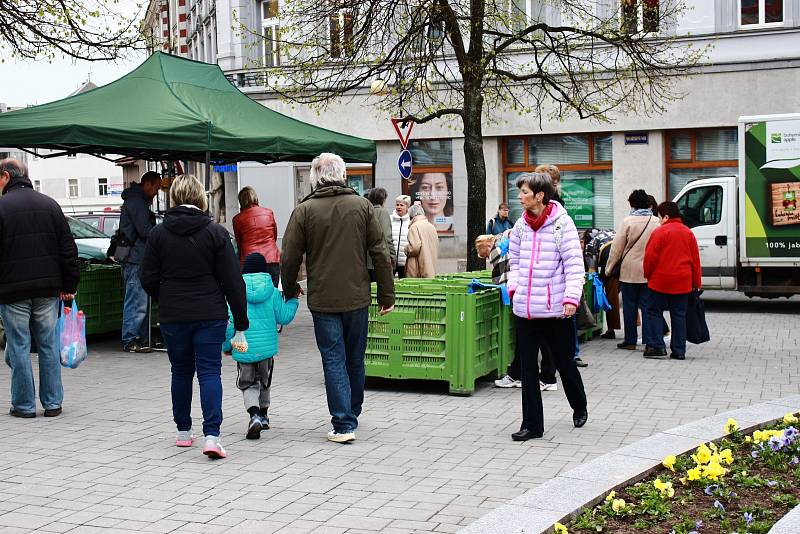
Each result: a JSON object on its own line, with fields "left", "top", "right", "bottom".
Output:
{"left": 327, "top": 430, "right": 355, "bottom": 443}
{"left": 202, "top": 435, "right": 227, "bottom": 459}
{"left": 175, "top": 429, "right": 193, "bottom": 447}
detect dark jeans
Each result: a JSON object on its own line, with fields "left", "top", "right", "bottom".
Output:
{"left": 122, "top": 262, "right": 149, "bottom": 345}
{"left": 646, "top": 290, "right": 689, "bottom": 357}
{"left": 265, "top": 263, "right": 280, "bottom": 288}
{"left": 620, "top": 282, "right": 649, "bottom": 345}
{"left": 507, "top": 343, "right": 556, "bottom": 384}
{"left": 311, "top": 307, "right": 369, "bottom": 433}
{"left": 516, "top": 317, "right": 587, "bottom": 434}
{"left": 160, "top": 320, "right": 227, "bottom": 437}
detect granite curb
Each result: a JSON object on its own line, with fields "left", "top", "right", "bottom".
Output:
{"left": 768, "top": 503, "right": 800, "bottom": 534}
{"left": 459, "top": 394, "right": 800, "bottom": 534}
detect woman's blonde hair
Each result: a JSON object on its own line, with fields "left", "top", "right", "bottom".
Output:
{"left": 171, "top": 174, "right": 207, "bottom": 211}
{"left": 475, "top": 234, "right": 495, "bottom": 247}
{"left": 238, "top": 186, "right": 259, "bottom": 210}
{"left": 395, "top": 195, "right": 412, "bottom": 206}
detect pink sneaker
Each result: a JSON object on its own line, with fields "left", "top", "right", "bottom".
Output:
{"left": 176, "top": 430, "right": 194, "bottom": 447}
{"left": 202, "top": 436, "right": 227, "bottom": 459}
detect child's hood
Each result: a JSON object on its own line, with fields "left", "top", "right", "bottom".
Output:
{"left": 243, "top": 273, "right": 274, "bottom": 304}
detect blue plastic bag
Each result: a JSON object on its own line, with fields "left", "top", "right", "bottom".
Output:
{"left": 467, "top": 279, "right": 511, "bottom": 305}
{"left": 57, "top": 300, "right": 88, "bottom": 369}
{"left": 590, "top": 273, "right": 612, "bottom": 312}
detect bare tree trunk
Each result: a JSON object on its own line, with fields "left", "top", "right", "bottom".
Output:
{"left": 463, "top": 89, "right": 487, "bottom": 272}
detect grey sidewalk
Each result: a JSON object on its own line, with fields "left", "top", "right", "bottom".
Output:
{"left": 0, "top": 291, "right": 797, "bottom": 533}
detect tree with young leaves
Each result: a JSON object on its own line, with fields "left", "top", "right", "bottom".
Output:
{"left": 0, "top": 0, "right": 143, "bottom": 61}
{"left": 254, "top": 0, "right": 705, "bottom": 269}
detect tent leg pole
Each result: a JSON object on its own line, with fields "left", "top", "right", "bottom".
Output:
{"left": 205, "top": 151, "right": 211, "bottom": 215}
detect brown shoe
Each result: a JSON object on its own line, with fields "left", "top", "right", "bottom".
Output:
{"left": 44, "top": 407, "right": 62, "bottom": 417}
{"left": 9, "top": 408, "right": 35, "bottom": 418}
{"left": 616, "top": 343, "right": 637, "bottom": 350}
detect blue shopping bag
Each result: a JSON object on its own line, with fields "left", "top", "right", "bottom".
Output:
{"left": 57, "top": 300, "right": 88, "bottom": 369}
{"left": 467, "top": 279, "right": 511, "bottom": 305}
{"left": 590, "top": 273, "right": 612, "bottom": 312}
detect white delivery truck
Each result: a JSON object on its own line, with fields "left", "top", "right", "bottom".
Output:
{"left": 672, "top": 113, "right": 800, "bottom": 298}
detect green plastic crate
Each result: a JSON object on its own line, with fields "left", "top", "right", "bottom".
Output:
{"left": 366, "top": 286, "right": 503, "bottom": 394}
{"left": 76, "top": 264, "right": 158, "bottom": 335}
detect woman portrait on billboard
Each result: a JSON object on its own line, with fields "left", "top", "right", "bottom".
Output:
{"left": 407, "top": 172, "right": 454, "bottom": 233}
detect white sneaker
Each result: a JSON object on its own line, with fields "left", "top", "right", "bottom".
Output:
{"left": 327, "top": 430, "right": 356, "bottom": 443}
{"left": 202, "top": 435, "right": 227, "bottom": 459}
{"left": 540, "top": 381, "right": 558, "bottom": 391}
{"left": 494, "top": 375, "right": 522, "bottom": 388}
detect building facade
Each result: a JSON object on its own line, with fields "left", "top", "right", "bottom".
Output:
{"left": 143, "top": 0, "right": 800, "bottom": 256}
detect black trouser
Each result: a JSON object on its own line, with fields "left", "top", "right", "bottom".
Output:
{"left": 265, "top": 263, "right": 280, "bottom": 288}
{"left": 507, "top": 343, "right": 556, "bottom": 384}
{"left": 395, "top": 265, "right": 406, "bottom": 279}
{"left": 516, "top": 316, "right": 587, "bottom": 434}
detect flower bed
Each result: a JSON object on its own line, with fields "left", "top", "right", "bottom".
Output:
{"left": 557, "top": 414, "right": 800, "bottom": 534}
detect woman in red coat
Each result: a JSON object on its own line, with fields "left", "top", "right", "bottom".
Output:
{"left": 233, "top": 187, "right": 280, "bottom": 287}
{"left": 643, "top": 201, "right": 702, "bottom": 360}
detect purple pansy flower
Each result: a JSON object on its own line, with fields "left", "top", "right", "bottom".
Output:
{"left": 744, "top": 511, "right": 753, "bottom": 525}
{"left": 767, "top": 480, "right": 780, "bottom": 487}
{"left": 751, "top": 450, "right": 759, "bottom": 458}
{"left": 769, "top": 436, "right": 783, "bottom": 451}
{"left": 704, "top": 484, "right": 718, "bottom": 496}
{"left": 695, "top": 520, "right": 703, "bottom": 530}
{"left": 790, "top": 457, "right": 800, "bottom": 466}
{"left": 714, "top": 500, "right": 725, "bottom": 512}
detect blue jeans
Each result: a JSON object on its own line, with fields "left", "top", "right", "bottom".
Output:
{"left": 122, "top": 263, "right": 149, "bottom": 345}
{"left": 0, "top": 298, "right": 62, "bottom": 413}
{"left": 311, "top": 307, "right": 369, "bottom": 433}
{"left": 646, "top": 290, "right": 689, "bottom": 357}
{"left": 620, "top": 282, "right": 649, "bottom": 345}
{"left": 160, "top": 320, "right": 227, "bottom": 437}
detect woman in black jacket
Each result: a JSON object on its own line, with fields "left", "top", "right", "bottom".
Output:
{"left": 140, "top": 175, "right": 248, "bottom": 459}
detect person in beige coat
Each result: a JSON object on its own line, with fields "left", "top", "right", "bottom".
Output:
{"left": 605, "top": 190, "right": 659, "bottom": 350}
{"left": 405, "top": 204, "right": 439, "bottom": 278}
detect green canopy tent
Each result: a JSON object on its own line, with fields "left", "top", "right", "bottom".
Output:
{"left": 0, "top": 52, "right": 376, "bottom": 165}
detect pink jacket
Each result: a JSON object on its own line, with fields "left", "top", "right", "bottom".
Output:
{"left": 507, "top": 202, "right": 585, "bottom": 319}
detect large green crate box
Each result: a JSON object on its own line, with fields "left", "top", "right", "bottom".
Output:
{"left": 366, "top": 285, "right": 503, "bottom": 395}
{"left": 77, "top": 265, "right": 124, "bottom": 335}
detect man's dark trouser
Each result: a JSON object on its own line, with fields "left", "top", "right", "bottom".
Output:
{"left": 516, "top": 316, "right": 587, "bottom": 435}
{"left": 311, "top": 307, "right": 369, "bottom": 434}
{"left": 645, "top": 290, "right": 689, "bottom": 357}
{"left": 620, "top": 282, "right": 649, "bottom": 345}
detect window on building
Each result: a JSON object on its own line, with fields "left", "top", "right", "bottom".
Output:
{"left": 345, "top": 168, "right": 372, "bottom": 196}
{"left": 621, "top": 0, "right": 660, "bottom": 34}
{"left": 67, "top": 153, "right": 77, "bottom": 159}
{"left": 33, "top": 180, "right": 41, "bottom": 192}
{"left": 676, "top": 185, "right": 723, "bottom": 228}
{"left": 262, "top": 0, "right": 280, "bottom": 67}
{"left": 403, "top": 139, "right": 455, "bottom": 235}
{"left": 98, "top": 178, "right": 109, "bottom": 196}
{"left": 740, "top": 0, "right": 783, "bottom": 26}
{"left": 503, "top": 133, "right": 614, "bottom": 229}
{"left": 329, "top": 7, "right": 354, "bottom": 59}
{"left": 67, "top": 178, "right": 79, "bottom": 198}
{"left": 666, "top": 128, "right": 738, "bottom": 199}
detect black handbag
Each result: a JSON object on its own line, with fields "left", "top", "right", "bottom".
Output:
{"left": 686, "top": 289, "right": 710, "bottom": 344}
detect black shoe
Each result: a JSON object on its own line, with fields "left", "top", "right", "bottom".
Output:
{"left": 574, "top": 358, "right": 588, "bottom": 368}
{"left": 600, "top": 330, "right": 616, "bottom": 339}
{"left": 9, "top": 408, "right": 35, "bottom": 418}
{"left": 123, "top": 341, "right": 152, "bottom": 353}
{"left": 616, "top": 342, "right": 637, "bottom": 350}
{"left": 512, "top": 428, "right": 543, "bottom": 441}
{"left": 573, "top": 411, "right": 588, "bottom": 428}
{"left": 152, "top": 341, "right": 165, "bottom": 350}
{"left": 246, "top": 415, "right": 263, "bottom": 440}
{"left": 643, "top": 347, "right": 668, "bottom": 359}
{"left": 670, "top": 353, "right": 685, "bottom": 361}
{"left": 44, "top": 407, "right": 62, "bottom": 417}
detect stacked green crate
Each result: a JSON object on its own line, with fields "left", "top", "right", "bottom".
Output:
{"left": 77, "top": 265, "right": 124, "bottom": 335}
{"left": 366, "top": 280, "right": 503, "bottom": 394}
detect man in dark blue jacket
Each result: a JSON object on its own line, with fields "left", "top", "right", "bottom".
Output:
{"left": 0, "top": 159, "right": 79, "bottom": 418}
{"left": 119, "top": 172, "right": 161, "bottom": 352}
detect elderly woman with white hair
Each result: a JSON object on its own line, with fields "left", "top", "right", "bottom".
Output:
{"left": 404, "top": 204, "right": 439, "bottom": 278}
{"left": 140, "top": 175, "right": 248, "bottom": 459}
{"left": 391, "top": 194, "right": 412, "bottom": 278}
{"left": 281, "top": 153, "right": 394, "bottom": 443}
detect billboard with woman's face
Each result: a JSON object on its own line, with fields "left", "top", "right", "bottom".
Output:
{"left": 404, "top": 172, "right": 454, "bottom": 234}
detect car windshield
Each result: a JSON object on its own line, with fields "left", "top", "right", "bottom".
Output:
{"left": 68, "top": 217, "right": 109, "bottom": 239}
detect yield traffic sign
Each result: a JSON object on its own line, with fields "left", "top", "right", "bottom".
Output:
{"left": 398, "top": 150, "right": 413, "bottom": 179}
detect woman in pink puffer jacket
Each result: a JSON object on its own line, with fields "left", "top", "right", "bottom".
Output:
{"left": 507, "top": 172, "right": 588, "bottom": 441}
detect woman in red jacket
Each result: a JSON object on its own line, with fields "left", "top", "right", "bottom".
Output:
{"left": 643, "top": 201, "right": 702, "bottom": 360}
{"left": 233, "top": 187, "right": 280, "bottom": 287}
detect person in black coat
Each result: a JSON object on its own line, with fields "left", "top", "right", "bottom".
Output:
{"left": 139, "top": 175, "right": 248, "bottom": 459}
{"left": 0, "top": 158, "right": 79, "bottom": 418}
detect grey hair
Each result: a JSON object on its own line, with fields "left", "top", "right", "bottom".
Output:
{"left": 170, "top": 174, "right": 208, "bottom": 211}
{"left": 310, "top": 152, "right": 347, "bottom": 188}
{"left": 395, "top": 194, "right": 412, "bottom": 206}
{"left": 0, "top": 158, "right": 28, "bottom": 182}
{"left": 515, "top": 172, "right": 555, "bottom": 204}
{"left": 408, "top": 204, "right": 425, "bottom": 219}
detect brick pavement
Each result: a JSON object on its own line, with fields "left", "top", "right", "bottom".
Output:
{"left": 0, "top": 291, "right": 798, "bottom": 533}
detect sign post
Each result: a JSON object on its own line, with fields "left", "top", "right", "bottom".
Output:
{"left": 392, "top": 118, "right": 415, "bottom": 179}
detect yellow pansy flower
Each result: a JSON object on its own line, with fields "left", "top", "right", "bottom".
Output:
{"left": 784, "top": 413, "right": 798, "bottom": 425}
{"left": 605, "top": 491, "right": 616, "bottom": 502}
{"left": 687, "top": 467, "right": 702, "bottom": 481}
{"left": 554, "top": 522, "right": 568, "bottom": 534}
{"left": 612, "top": 498, "right": 627, "bottom": 512}
{"left": 719, "top": 449, "right": 734, "bottom": 465}
{"left": 725, "top": 418, "right": 740, "bottom": 433}
{"left": 745, "top": 436, "right": 752, "bottom": 443}
{"left": 693, "top": 443, "right": 712, "bottom": 465}
{"left": 662, "top": 455, "right": 676, "bottom": 471}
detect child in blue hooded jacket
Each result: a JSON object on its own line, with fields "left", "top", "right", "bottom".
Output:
{"left": 225, "top": 253, "right": 299, "bottom": 439}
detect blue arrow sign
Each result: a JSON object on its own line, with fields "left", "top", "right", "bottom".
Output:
{"left": 398, "top": 150, "right": 413, "bottom": 180}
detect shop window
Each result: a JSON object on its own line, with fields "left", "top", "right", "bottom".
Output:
{"left": 402, "top": 139, "right": 454, "bottom": 235}
{"left": 740, "top": 0, "right": 783, "bottom": 27}
{"left": 622, "top": 0, "right": 660, "bottom": 34}
{"left": 676, "top": 185, "right": 723, "bottom": 228}
{"left": 666, "top": 128, "right": 738, "bottom": 199}
{"left": 503, "top": 133, "right": 614, "bottom": 229}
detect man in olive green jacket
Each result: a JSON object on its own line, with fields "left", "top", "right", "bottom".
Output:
{"left": 281, "top": 153, "right": 394, "bottom": 444}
